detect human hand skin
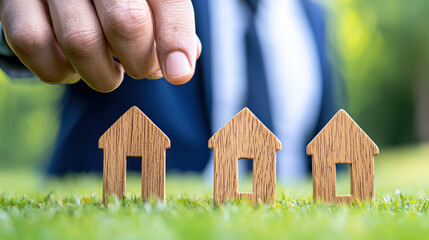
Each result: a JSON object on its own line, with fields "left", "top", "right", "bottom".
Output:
{"left": 0, "top": 0, "right": 201, "bottom": 92}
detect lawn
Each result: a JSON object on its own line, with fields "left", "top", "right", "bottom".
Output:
{"left": 1, "top": 144, "right": 429, "bottom": 240}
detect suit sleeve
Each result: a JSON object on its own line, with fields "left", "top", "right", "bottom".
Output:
{"left": 0, "top": 24, "right": 36, "bottom": 78}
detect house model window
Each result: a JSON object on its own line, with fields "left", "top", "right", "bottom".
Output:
{"left": 335, "top": 163, "right": 351, "bottom": 196}
{"left": 238, "top": 158, "right": 254, "bottom": 193}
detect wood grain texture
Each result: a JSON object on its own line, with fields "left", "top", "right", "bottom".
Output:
{"left": 307, "top": 109, "right": 379, "bottom": 203}
{"left": 209, "top": 108, "right": 281, "bottom": 205}
{"left": 99, "top": 106, "right": 170, "bottom": 205}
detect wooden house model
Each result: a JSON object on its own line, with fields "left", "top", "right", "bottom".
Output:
{"left": 99, "top": 106, "right": 170, "bottom": 205}
{"left": 209, "top": 108, "right": 281, "bottom": 205}
{"left": 307, "top": 109, "right": 379, "bottom": 203}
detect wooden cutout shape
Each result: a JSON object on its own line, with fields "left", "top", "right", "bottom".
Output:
{"left": 307, "top": 109, "right": 379, "bottom": 203}
{"left": 209, "top": 108, "right": 281, "bottom": 205}
{"left": 99, "top": 106, "right": 170, "bottom": 205}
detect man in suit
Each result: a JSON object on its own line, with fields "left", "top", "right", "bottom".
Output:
{"left": 0, "top": 0, "right": 337, "bottom": 181}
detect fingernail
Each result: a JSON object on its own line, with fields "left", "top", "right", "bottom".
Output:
{"left": 165, "top": 51, "right": 191, "bottom": 79}
{"left": 67, "top": 73, "right": 81, "bottom": 84}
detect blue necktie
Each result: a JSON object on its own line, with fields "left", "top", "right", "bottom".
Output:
{"left": 242, "top": 0, "right": 273, "bottom": 131}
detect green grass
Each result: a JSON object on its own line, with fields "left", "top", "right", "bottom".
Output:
{"left": 1, "top": 144, "right": 429, "bottom": 240}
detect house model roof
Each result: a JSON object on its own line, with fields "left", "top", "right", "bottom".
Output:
{"left": 307, "top": 109, "right": 379, "bottom": 156}
{"left": 209, "top": 107, "right": 281, "bottom": 150}
{"left": 99, "top": 106, "right": 170, "bottom": 150}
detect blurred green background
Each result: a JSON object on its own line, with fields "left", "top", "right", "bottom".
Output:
{"left": 0, "top": 0, "right": 428, "bottom": 170}
{"left": 326, "top": 0, "right": 429, "bottom": 146}
{"left": 0, "top": 73, "right": 63, "bottom": 169}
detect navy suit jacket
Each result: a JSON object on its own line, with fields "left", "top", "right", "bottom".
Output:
{"left": 9, "top": 0, "right": 335, "bottom": 175}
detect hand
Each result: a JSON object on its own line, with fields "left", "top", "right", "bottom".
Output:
{"left": 0, "top": 0, "right": 201, "bottom": 92}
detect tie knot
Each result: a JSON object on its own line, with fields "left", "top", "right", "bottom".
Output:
{"left": 242, "top": 0, "right": 260, "bottom": 14}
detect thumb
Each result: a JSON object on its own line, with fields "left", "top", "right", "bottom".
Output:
{"left": 147, "top": 0, "right": 200, "bottom": 85}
